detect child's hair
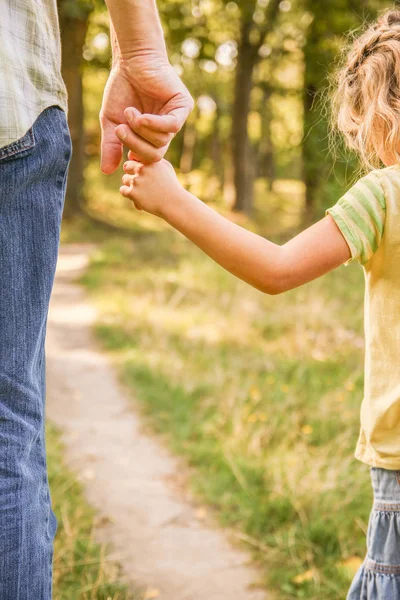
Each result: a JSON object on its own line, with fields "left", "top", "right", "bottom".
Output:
{"left": 332, "top": 9, "right": 400, "bottom": 169}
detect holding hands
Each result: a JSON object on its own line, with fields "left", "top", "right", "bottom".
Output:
{"left": 100, "top": 56, "right": 193, "bottom": 173}
{"left": 100, "top": 1, "right": 193, "bottom": 173}
{"left": 120, "top": 157, "right": 183, "bottom": 217}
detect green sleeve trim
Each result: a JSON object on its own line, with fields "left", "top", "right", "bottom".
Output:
{"left": 325, "top": 171, "right": 387, "bottom": 266}
{"left": 325, "top": 204, "right": 358, "bottom": 266}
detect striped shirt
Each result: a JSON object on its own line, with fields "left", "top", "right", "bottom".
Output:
{"left": 0, "top": 0, "right": 68, "bottom": 150}
{"left": 326, "top": 170, "right": 386, "bottom": 266}
{"left": 325, "top": 165, "right": 400, "bottom": 469}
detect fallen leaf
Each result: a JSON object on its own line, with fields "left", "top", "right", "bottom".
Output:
{"left": 250, "top": 387, "right": 261, "bottom": 401}
{"left": 301, "top": 425, "right": 313, "bottom": 435}
{"left": 292, "top": 569, "right": 315, "bottom": 584}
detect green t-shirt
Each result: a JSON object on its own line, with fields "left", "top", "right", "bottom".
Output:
{"left": 326, "top": 165, "right": 400, "bottom": 468}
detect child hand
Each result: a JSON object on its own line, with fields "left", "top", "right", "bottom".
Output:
{"left": 120, "top": 158, "right": 182, "bottom": 217}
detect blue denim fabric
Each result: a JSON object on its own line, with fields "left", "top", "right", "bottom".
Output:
{"left": 0, "top": 106, "right": 71, "bottom": 599}
{"left": 347, "top": 467, "right": 400, "bottom": 600}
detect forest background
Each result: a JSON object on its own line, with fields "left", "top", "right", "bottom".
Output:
{"left": 53, "top": 1, "right": 391, "bottom": 599}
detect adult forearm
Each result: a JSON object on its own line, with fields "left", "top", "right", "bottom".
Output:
{"left": 105, "top": 0, "right": 167, "bottom": 59}
{"left": 109, "top": 23, "right": 120, "bottom": 65}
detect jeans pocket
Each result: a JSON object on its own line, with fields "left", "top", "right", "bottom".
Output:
{"left": 0, "top": 127, "right": 36, "bottom": 163}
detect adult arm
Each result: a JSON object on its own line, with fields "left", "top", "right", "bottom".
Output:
{"left": 100, "top": 0, "right": 193, "bottom": 174}
{"left": 105, "top": 0, "right": 166, "bottom": 58}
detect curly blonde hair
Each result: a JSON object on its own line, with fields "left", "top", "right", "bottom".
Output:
{"left": 332, "top": 9, "right": 400, "bottom": 169}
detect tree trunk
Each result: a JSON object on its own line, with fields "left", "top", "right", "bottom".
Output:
{"left": 302, "top": 83, "right": 320, "bottom": 221}
{"left": 211, "top": 101, "right": 225, "bottom": 194}
{"left": 58, "top": 4, "right": 90, "bottom": 218}
{"left": 301, "top": 10, "right": 330, "bottom": 223}
{"left": 232, "top": 21, "right": 256, "bottom": 215}
{"left": 301, "top": 1, "right": 374, "bottom": 222}
{"left": 231, "top": 0, "right": 281, "bottom": 214}
{"left": 179, "top": 123, "right": 197, "bottom": 174}
{"left": 259, "top": 84, "right": 275, "bottom": 190}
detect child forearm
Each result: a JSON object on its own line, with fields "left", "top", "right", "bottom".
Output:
{"left": 121, "top": 159, "right": 352, "bottom": 290}
{"left": 161, "top": 190, "right": 284, "bottom": 295}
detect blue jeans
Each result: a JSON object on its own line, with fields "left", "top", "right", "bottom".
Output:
{"left": 0, "top": 106, "right": 71, "bottom": 599}
{"left": 347, "top": 467, "right": 400, "bottom": 599}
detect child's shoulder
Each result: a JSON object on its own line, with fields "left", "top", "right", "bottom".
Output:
{"left": 353, "top": 164, "right": 400, "bottom": 196}
{"left": 368, "top": 164, "right": 400, "bottom": 198}
{"left": 368, "top": 163, "right": 400, "bottom": 180}
{"left": 335, "top": 165, "right": 400, "bottom": 211}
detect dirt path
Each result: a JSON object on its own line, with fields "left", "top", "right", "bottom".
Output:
{"left": 46, "top": 244, "right": 269, "bottom": 600}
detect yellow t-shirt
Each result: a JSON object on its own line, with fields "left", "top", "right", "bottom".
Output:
{"left": 325, "top": 164, "right": 400, "bottom": 469}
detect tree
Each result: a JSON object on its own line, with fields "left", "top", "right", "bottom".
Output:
{"left": 57, "top": 0, "right": 96, "bottom": 218}
{"left": 301, "top": 0, "right": 382, "bottom": 220}
{"left": 231, "top": 0, "right": 281, "bottom": 214}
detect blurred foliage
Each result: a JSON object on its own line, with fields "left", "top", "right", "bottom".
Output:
{"left": 59, "top": 1, "right": 392, "bottom": 597}
{"left": 301, "top": 0, "right": 383, "bottom": 214}
{"left": 74, "top": 0, "right": 388, "bottom": 217}
{"left": 58, "top": 0, "right": 97, "bottom": 19}
{"left": 63, "top": 167, "right": 369, "bottom": 600}
{"left": 48, "top": 422, "right": 135, "bottom": 599}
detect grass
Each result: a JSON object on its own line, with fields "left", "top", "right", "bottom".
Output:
{"left": 48, "top": 421, "right": 135, "bottom": 599}
{"left": 62, "top": 162, "right": 372, "bottom": 599}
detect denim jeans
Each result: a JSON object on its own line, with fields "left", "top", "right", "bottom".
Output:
{"left": 0, "top": 106, "right": 71, "bottom": 599}
{"left": 347, "top": 467, "right": 400, "bottom": 599}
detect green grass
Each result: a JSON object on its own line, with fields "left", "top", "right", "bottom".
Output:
{"left": 63, "top": 164, "right": 372, "bottom": 599}
{"left": 48, "top": 421, "right": 135, "bottom": 599}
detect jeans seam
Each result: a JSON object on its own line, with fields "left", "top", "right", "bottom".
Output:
{"left": 0, "top": 129, "right": 35, "bottom": 160}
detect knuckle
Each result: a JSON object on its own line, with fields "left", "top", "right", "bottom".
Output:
{"left": 171, "top": 121, "right": 180, "bottom": 134}
{"left": 158, "top": 131, "right": 170, "bottom": 143}
{"left": 154, "top": 137, "right": 167, "bottom": 149}
{"left": 163, "top": 132, "right": 173, "bottom": 145}
{"left": 154, "top": 148, "right": 165, "bottom": 162}
{"left": 131, "top": 120, "right": 142, "bottom": 135}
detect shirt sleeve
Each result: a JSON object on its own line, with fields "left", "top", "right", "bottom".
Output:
{"left": 325, "top": 170, "right": 386, "bottom": 266}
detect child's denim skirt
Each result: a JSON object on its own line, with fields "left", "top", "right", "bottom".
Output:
{"left": 347, "top": 466, "right": 400, "bottom": 599}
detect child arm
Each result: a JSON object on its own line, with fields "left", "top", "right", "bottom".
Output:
{"left": 161, "top": 191, "right": 350, "bottom": 295}
{"left": 121, "top": 160, "right": 385, "bottom": 295}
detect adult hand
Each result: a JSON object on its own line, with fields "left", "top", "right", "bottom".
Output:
{"left": 100, "top": 53, "right": 193, "bottom": 174}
